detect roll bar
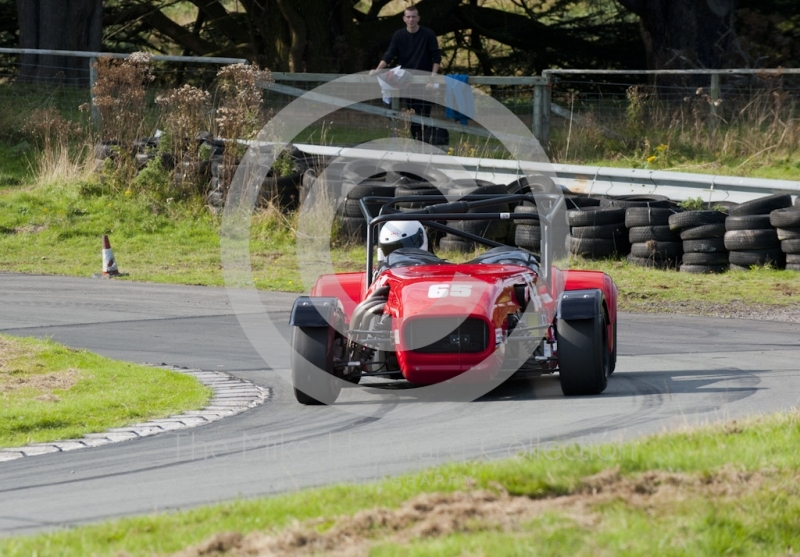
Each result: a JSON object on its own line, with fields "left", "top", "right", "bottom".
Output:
{"left": 360, "top": 192, "right": 564, "bottom": 292}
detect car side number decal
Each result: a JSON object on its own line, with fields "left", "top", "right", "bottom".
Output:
{"left": 428, "top": 284, "right": 473, "bottom": 298}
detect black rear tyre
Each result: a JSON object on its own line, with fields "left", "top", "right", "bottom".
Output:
{"left": 557, "top": 313, "right": 609, "bottom": 396}
{"left": 291, "top": 326, "right": 341, "bottom": 405}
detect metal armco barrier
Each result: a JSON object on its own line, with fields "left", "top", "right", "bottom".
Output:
{"left": 294, "top": 143, "right": 800, "bottom": 204}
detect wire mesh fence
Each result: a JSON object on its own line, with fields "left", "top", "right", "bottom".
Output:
{"left": 0, "top": 49, "right": 542, "bottom": 159}
{"left": 2, "top": 49, "right": 799, "bottom": 169}
{"left": 543, "top": 70, "right": 800, "bottom": 165}
{"left": 264, "top": 74, "right": 540, "bottom": 156}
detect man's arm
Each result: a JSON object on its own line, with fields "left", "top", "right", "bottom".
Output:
{"left": 428, "top": 29, "right": 442, "bottom": 75}
{"left": 370, "top": 60, "right": 388, "bottom": 75}
{"left": 371, "top": 31, "right": 399, "bottom": 74}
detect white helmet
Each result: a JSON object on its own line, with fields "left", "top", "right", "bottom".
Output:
{"left": 378, "top": 220, "right": 428, "bottom": 260}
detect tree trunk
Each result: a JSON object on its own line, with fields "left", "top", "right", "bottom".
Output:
{"left": 617, "top": 0, "right": 737, "bottom": 69}
{"left": 17, "top": 0, "right": 102, "bottom": 85}
{"left": 274, "top": 0, "right": 308, "bottom": 72}
{"left": 274, "top": 0, "right": 340, "bottom": 72}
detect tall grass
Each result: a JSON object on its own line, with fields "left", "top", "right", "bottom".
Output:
{"left": 15, "top": 107, "right": 93, "bottom": 188}
{"left": 549, "top": 82, "right": 800, "bottom": 174}
{"left": 32, "top": 143, "right": 94, "bottom": 188}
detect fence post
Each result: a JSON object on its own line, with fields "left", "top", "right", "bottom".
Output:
{"left": 88, "top": 56, "right": 100, "bottom": 129}
{"left": 390, "top": 96, "right": 400, "bottom": 137}
{"left": 533, "top": 82, "right": 543, "bottom": 140}
{"left": 709, "top": 73, "right": 720, "bottom": 134}
{"left": 542, "top": 77, "right": 552, "bottom": 147}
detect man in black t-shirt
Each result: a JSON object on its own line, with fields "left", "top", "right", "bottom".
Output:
{"left": 371, "top": 6, "right": 441, "bottom": 143}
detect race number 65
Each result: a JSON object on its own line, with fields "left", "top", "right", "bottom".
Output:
{"left": 428, "top": 283, "right": 473, "bottom": 298}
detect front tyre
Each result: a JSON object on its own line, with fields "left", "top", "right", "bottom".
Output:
{"left": 557, "top": 313, "right": 609, "bottom": 396}
{"left": 291, "top": 326, "right": 341, "bottom": 405}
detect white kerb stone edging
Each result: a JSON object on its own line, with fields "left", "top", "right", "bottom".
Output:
{"left": 0, "top": 367, "right": 270, "bottom": 463}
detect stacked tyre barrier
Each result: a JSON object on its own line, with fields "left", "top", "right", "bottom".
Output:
{"left": 320, "top": 167, "right": 800, "bottom": 277}
{"left": 94, "top": 135, "right": 309, "bottom": 213}
{"left": 392, "top": 164, "right": 451, "bottom": 247}
{"left": 512, "top": 205, "right": 540, "bottom": 255}
{"left": 724, "top": 194, "right": 792, "bottom": 270}
{"left": 394, "top": 179, "right": 446, "bottom": 215}
{"left": 625, "top": 206, "right": 683, "bottom": 269}
{"left": 600, "top": 195, "right": 671, "bottom": 210}
{"left": 337, "top": 159, "right": 400, "bottom": 240}
{"left": 339, "top": 181, "right": 398, "bottom": 239}
{"left": 668, "top": 210, "right": 729, "bottom": 274}
{"left": 589, "top": 195, "right": 674, "bottom": 267}
{"left": 771, "top": 205, "right": 800, "bottom": 272}
{"left": 441, "top": 182, "right": 511, "bottom": 253}
{"left": 564, "top": 195, "right": 602, "bottom": 211}
{"left": 202, "top": 137, "right": 227, "bottom": 209}
{"left": 95, "top": 137, "right": 175, "bottom": 174}
{"left": 511, "top": 192, "right": 596, "bottom": 255}
{"left": 566, "top": 206, "right": 628, "bottom": 259}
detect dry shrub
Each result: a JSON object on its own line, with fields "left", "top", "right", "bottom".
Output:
{"left": 77, "top": 58, "right": 282, "bottom": 206}
{"left": 624, "top": 85, "right": 654, "bottom": 143}
{"left": 154, "top": 84, "right": 214, "bottom": 201}
{"left": 86, "top": 52, "right": 155, "bottom": 145}
{"left": 156, "top": 84, "right": 212, "bottom": 160}
{"left": 21, "top": 108, "right": 82, "bottom": 151}
{"left": 210, "top": 63, "right": 274, "bottom": 205}
{"left": 81, "top": 52, "right": 157, "bottom": 194}
{"left": 214, "top": 64, "right": 273, "bottom": 157}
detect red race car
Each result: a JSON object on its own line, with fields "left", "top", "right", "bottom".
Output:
{"left": 289, "top": 191, "right": 618, "bottom": 405}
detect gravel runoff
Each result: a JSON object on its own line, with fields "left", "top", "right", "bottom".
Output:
{"left": 0, "top": 366, "right": 270, "bottom": 463}
{"left": 623, "top": 300, "right": 800, "bottom": 324}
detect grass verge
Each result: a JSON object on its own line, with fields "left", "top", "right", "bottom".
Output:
{"left": 1, "top": 410, "right": 799, "bottom": 556}
{"left": 571, "top": 152, "right": 800, "bottom": 181}
{"left": 569, "top": 256, "right": 800, "bottom": 313}
{"left": 0, "top": 177, "right": 366, "bottom": 292}
{"left": 0, "top": 334, "right": 211, "bottom": 449}
{"left": 3, "top": 175, "right": 800, "bottom": 309}
{"left": 1, "top": 151, "right": 798, "bottom": 310}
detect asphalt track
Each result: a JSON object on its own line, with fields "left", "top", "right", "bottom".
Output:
{"left": 1, "top": 273, "right": 799, "bottom": 536}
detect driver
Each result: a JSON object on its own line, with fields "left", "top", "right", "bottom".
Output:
{"left": 377, "top": 220, "right": 429, "bottom": 261}
{"left": 374, "top": 220, "right": 450, "bottom": 279}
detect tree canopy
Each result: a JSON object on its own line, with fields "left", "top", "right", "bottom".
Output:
{"left": 99, "top": 0, "right": 644, "bottom": 73}
{"left": 4, "top": 0, "right": 799, "bottom": 76}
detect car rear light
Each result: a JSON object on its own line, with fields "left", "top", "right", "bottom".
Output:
{"left": 404, "top": 317, "right": 489, "bottom": 354}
